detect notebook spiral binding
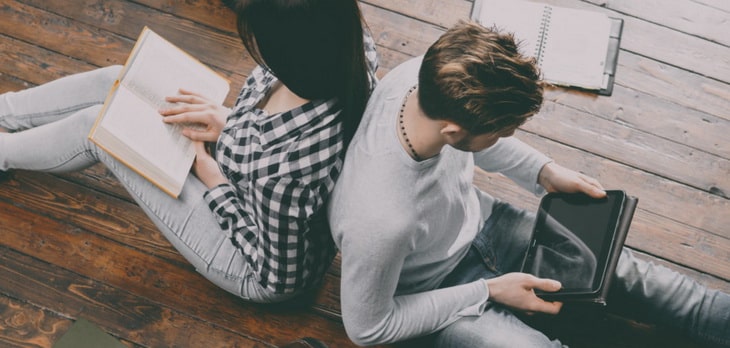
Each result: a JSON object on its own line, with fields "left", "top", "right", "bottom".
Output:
{"left": 535, "top": 6, "right": 553, "bottom": 67}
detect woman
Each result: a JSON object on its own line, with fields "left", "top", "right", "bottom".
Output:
{"left": 0, "top": 0, "right": 377, "bottom": 303}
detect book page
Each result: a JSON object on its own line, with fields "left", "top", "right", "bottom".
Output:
{"left": 122, "top": 30, "right": 229, "bottom": 108}
{"left": 100, "top": 84, "right": 195, "bottom": 181}
{"left": 90, "top": 28, "right": 230, "bottom": 197}
{"left": 475, "top": 0, "right": 547, "bottom": 58}
{"left": 539, "top": 7, "right": 612, "bottom": 89}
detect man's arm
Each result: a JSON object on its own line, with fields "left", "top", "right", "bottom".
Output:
{"left": 473, "top": 137, "right": 606, "bottom": 199}
{"left": 338, "top": 223, "right": 490, "bottom": 345}
{"left": 473, "top": 137, "right": 552, "bottom": 194}
{"left": 538, "top": 162, "right": 606, "bottom": 198}
{"left": 338, "top": 220, "right": 564, "bottom": 346}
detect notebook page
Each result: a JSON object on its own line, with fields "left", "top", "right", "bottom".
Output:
{"left": 539, "top": 7, "right": 612, "bottom": 89}
{"left": 475, "top": 0, "right": 547, "bottom": 59}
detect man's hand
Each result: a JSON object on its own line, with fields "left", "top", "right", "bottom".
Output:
{"left": 485, "top": 273, "right": 563, "bottom": 314}
{"left": 160, "top": 88, "right": 230, "bottom": 142}
{"left": 538, "top": 162, "right": 606, "bottom": 198}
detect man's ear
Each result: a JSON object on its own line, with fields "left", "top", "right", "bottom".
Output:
{"left": 439, "top": 121, "right": 467, "bottom": 143}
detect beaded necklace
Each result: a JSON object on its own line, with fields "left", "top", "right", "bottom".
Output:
{"left": 398, "top": 85, "right": 421, "bottom": 161}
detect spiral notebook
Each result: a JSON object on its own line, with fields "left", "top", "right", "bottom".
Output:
{"left": 472, "top": 0, "right": 623, "bottom": 95}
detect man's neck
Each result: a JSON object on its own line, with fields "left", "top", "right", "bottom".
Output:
{"left": 398, "top": 88, "right": 446, "bottom": 160}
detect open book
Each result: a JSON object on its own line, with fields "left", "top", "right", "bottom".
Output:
{"left": 472, "top": 0, "right": 623, "bottom": 95}
{"left": 89, "top": 27, "right": 230, "bottom": 198}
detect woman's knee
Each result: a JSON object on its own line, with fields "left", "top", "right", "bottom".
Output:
{"left": 75, "top": 104, "right": 104, "bottom": 135}
{"left": 88, "top": 65, "right": 122, "bottom": 92}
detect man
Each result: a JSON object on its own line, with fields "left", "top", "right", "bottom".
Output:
{"left": 327, "top": 21, "right": 730, "bottom": 347}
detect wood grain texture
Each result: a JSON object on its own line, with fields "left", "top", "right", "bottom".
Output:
{"left": 0, "top": 0, "right": 727, "bottom": 347}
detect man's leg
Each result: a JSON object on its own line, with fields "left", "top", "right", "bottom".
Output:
{"left": 435, "top": 202, "right": 565, "bottom": 347}
{"left": 609, "top": 248, "right": 730, "bottom": 347}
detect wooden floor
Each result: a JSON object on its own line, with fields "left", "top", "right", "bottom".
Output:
{"left": 1, "top": 0, "right": 728, "bottom": 347}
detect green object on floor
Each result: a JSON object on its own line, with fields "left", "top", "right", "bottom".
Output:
{"left": 53, "top": 318, "right": 125, "bottom": 348}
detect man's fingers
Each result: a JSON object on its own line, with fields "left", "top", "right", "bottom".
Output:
{"left": 576, "top": 174, "right": 606, "bottom": 198}
{"left": 529, "top": 277, "right": 562, "bottom": 293}
{"left": 534, "top": 299, "right": 563, "bottom": 315}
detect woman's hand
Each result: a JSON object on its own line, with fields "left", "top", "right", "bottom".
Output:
{"left": 160, "top": 88, "right": 230, "bottom": 142}
{"left": 538, "top": 162, "right": 606, "bottom": 198}
{"left": 485, "top": 272, "right": 563, "bottom": 314}
{"left": 191, "top": 141, "right": 227, "bottom": 189}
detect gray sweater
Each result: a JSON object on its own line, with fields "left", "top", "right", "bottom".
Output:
{"left": 328, "top": 57, "right": 551, "bottom": 346}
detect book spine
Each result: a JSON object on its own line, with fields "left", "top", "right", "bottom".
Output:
{"left": 535, "top": 6, "right": 552, "bottom": 66}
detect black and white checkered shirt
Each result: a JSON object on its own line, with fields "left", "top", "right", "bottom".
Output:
{"left": 203, "top": 33, "right": 378, "bottom": 295}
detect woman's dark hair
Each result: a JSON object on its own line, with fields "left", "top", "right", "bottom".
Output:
{"left": 233, "top": 0, "right": 371, "bottom": 145}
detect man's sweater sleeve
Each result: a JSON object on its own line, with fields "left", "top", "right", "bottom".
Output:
{"left": 338, "top": 222, "right": 489, "bottom": 346}
{"left": 473, "top": 136, "right": 552, "bottom": 195}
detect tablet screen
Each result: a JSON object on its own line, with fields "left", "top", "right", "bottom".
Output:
{"left": 523, "top": 191, "right": 625, "bottom": 296}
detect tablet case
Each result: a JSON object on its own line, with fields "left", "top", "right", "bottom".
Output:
{"left": 591, "top": 194, "right": 638, "bottom": 304}
{"left": 524, "top": 193, "right": 638, "bottom": 305}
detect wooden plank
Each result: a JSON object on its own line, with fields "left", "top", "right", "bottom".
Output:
{"left": 0, "top": 200, "right": 387, "bottom": 348}
{"left": 524, "top": 102, "right": 730, "bottom": 198}
{"left": 0, "top": 248, "right": 272, "bottom": 348}
{"left": 584, "top": 0, "right": 730, "bottom": 47}
{"left": 0, "top": 297, "right": 71, "bottom": 348}
{"left": 0, "top": 35, "right": 98, "bottom": 86}
{"left": 615, "top": 51, "right": 730, "bottom": 123}
{"left": 0, "top": 171, "right": 187, "bottom": 265}
{"left": 360, "top": 2, "right": 444, "bottom": 62}
{"left": 56, "top": 164, "right": 135, "bottom": 203}
{"left": 0, "top": 1, "right": 130, "bottom": 67}
{"left": 125, "top": 0, "right": 238, "bottom": 35}
{"left": 18, "top": 0, "right": 245, "bottom": 72}
{"left": 362, "top": 0, "right": 472, "bottom": 29}
{"left": 544, "top": 84, "right": 729, "bottom": 159}
{"left": 7, "top": 0, "right": 246, "bottom": 105}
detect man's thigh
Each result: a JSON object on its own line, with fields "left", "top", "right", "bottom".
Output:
{"left": 433, "top": 304, "right": 564, "bottom": 348}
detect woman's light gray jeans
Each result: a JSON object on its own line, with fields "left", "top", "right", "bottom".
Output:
{"left": 0, "top": 66, "right": 291, "bottom": 303}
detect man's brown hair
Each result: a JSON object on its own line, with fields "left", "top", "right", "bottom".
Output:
{"left": 418, "top": 20, "right": 544, "bottom": 135}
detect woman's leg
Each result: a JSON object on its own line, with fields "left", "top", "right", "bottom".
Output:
{"left": 0, "top": 66, "right": 121, "bottom": 131}
{"left": 1, "top": 100, "right": 287, "bottom": 303}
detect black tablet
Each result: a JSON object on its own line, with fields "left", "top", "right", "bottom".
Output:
{"left": 521, "top": 190, "right": 627, "bottom": 301}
